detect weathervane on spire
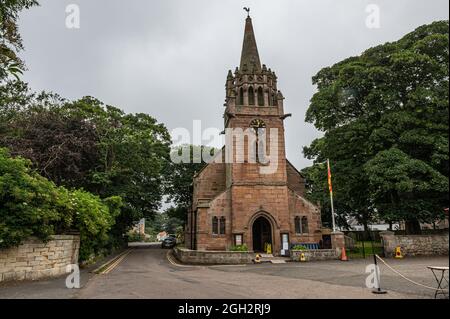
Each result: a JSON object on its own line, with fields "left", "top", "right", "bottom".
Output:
{"left": 243, "top": 7, "right": 250, "bottom": 17}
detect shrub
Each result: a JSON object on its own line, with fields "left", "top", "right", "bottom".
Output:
{"left": 230, "top": 244, "right": 249, "bottom": 252}
{"left": 0, "top": 148, "right": 65, "bottom": 248}
{"left": 0, "top": 148, "right": 122, "bottom": 261}
{"left": 127, "top": 232, "right": 146, "bottom": 243}
{"left": 291, "top": 245, "right": 307, "bottom": 251}
{"left": 67, "top": 190, "right": 122, "bottom": 262}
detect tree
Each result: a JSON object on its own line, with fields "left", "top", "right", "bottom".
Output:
{"left": 364, "top": 148, "right": 447, "bottom": 234}
{"left": 0, "top": 0, "right": 170, "bottom": 256}
{"left": 0, "top": 147, "right": 122, "bottom": 261}
{"left": 0, "top": 86, "right": 172, "bottom": 246}
{"left": 303, "top": 21, "right": 449, "bottom": 233}
{"left": 0, "top": 0, "right": 39, "bottom": 81}
{"left": 164, "top": 144, "right": 217, "bottom": 223}
{"left": 0, "top": 99, "right": 101, "bottom": 188}
{"left": 146, "top": 208, "right": 184, "bottom": 239}
{"left": 61, "top": 97, "right": 172, "bottom": 240}
{"left": 0, "top": 147, "right": 64, "bottom": 247}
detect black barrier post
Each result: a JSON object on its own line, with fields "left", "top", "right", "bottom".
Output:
{"left": 369, "top": 230, "right": 387, "bottom": 294}
{"left": 361, "top": 236, "right": 366, "bottom": 259}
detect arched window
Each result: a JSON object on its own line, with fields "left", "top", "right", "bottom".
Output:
{"left": 248, "top": 87, "right": 255, "bottom": 105}
{"left": 212, "top": 217, "right": 219, "bottom": 235}
{"left": 295, "top": 217, "right": 301, "bottom": 234}
{"left": 239, "top": 87, "right": 244, "bottom": 105}
{"left": 257, "top": 87, "right": 264, "bottom": 106}
{"left": 220, "top": 217, "right": 226, "bottom": 235}
{"left": 301, "top": 217, "right": 309, "bottom": 234}
{"left": 272, "top": 94, "right": 277, "bottom": 106}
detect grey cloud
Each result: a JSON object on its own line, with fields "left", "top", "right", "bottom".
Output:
{"left": 18, "top": 0, "right": 449, "bottom": 169}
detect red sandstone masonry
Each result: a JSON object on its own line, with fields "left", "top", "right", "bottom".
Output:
{"left": 186, "top": 15, "right": 323, "bottom": 255}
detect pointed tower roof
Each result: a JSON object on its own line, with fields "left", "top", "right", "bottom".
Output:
{"left": 240, "top": 15, "right": 261, "bottom": 72}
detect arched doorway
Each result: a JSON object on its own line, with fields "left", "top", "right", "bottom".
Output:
{"left": 252, "top": 216, "right": 272, "bottom": 253}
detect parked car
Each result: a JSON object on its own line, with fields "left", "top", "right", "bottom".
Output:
{"left": 161, "top": 236, "right": 177, "bottom": 249}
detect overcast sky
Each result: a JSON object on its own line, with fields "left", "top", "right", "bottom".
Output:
{"left": 18, "top": 0, "right": 449, "bottom": 170}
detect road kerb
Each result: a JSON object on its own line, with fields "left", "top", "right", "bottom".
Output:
{"left": 166, "top": 251, "right": 200, "bottom": 268}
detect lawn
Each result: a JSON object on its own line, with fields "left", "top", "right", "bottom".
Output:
{"left": 348, "top": 241, "right": 383, "bottom": 259}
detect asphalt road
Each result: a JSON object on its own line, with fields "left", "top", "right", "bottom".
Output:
{"left": 0, "top": 245, "right": 448, "bottom": 299}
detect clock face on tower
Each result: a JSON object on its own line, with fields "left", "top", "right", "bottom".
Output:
{"left": 250, "top": 119, "right": 266, "bottom": 129}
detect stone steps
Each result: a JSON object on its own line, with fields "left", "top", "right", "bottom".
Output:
{"left": 257, "top": 254, "right": 290, "bottom": 264}
{"left": 270, "top": 259, "right": 288, "bottom": 264}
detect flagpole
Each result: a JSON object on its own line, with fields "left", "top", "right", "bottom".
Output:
{"left": 327, "top": 159, "right": 337, "bottom": 232}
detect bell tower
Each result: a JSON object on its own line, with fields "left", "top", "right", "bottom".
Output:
{"left": 223, "top": 13, "right": 288, "bottom": 185}
{"left": 188, "top": 11, "right": 323, "bottom": 255}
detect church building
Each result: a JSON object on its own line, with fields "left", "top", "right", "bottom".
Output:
{"left": 185, "top": 14, "right": 323, "bottom": 256}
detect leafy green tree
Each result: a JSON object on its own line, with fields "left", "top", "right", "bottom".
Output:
{"left": 163, "top": 207, "right": 184, "bottom": 234}
{"left": 0, "top": 148, "right": 121, "bottom": 261}
{"left": 364, "top": 148, "right": 447, "bottom": 234}
{"left": 165, "top": 205, "right": 188, "bottom": 222}
{"left": 303, "top": 21, "right": 449, "bottom": 233}
{"left": 0, "top": 86, "right": 172, "bottom": 247}
{"left": 164, "top": 144, "right": 217, "bottom": 223}
{"left": 0, "top": 99, "right": 101, "bottom": 188}
{"left": 60, "top": 97, "right": 172, "bottom": 240}
{"left": 0, "top": 1, "right": 170, "bottom": 255}
{"left": 165, "top": 145, "right": 209, "bottom": 206}
{"left": 146, "top": 208, "right": 184, "bottom": 236}
{"left": 0, "top": 147, "right": 64, "bottom": 247}
{"left": 67, "top": 190, "right": 122, "bottom": 261}
{"left": 0, "top": 0, "right": 39, "bottom": 81}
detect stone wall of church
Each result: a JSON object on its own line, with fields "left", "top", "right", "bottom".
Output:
{"left": 195, "top": 190, "right": 232, "bottom": 251}
{"left": 187, "top": 159, "right": 228, "bottom": 250}
{"left": 231, "top": 185, "right": 290, "bottom": 254}
{"left": 288, "top": 190, "right": 323, "bottom": 245}
{"left": 227, "top": 115, "right": 287, "bottom": 185}
{"left": 286, "top": 161, "right": 306, "bottom": 196}
{"left": 192, "top": 161, "right": 226, "bottom": 205}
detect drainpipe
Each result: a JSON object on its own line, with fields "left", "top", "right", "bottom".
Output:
{"left": 190, "top": 207, "right": 194, "bottom": 250}
{"left": 193, "top": 210, "right": 198, "bottom": 250}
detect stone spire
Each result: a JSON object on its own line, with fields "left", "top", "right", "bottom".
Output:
{"left": 240, "top": 15, "right": 261, "bottom": 73}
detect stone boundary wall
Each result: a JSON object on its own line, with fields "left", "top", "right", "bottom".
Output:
{"left": 380, "top": 231, "right": 449, "bottom": 257}
{"left": 291, "top": 249, "right": 339, "bottom": 262}
{"left": 0, "top": 235, "right": 80, "bottom": 283}
{"left": 173, "top": 247, "right": 254, "bottom": 265}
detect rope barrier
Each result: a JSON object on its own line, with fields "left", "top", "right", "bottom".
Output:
{"left": 375, "top": 254, "right": 449, "bottom": 292}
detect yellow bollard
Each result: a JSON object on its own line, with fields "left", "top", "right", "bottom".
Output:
{"left": 267, "top": 244, "right": 272, "bottom": 255}
{"left": 299, "top": 253, "right": 306, "bottom": 262}
{"left": 394, "top": 246, "right": 403, "bottom": 259}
